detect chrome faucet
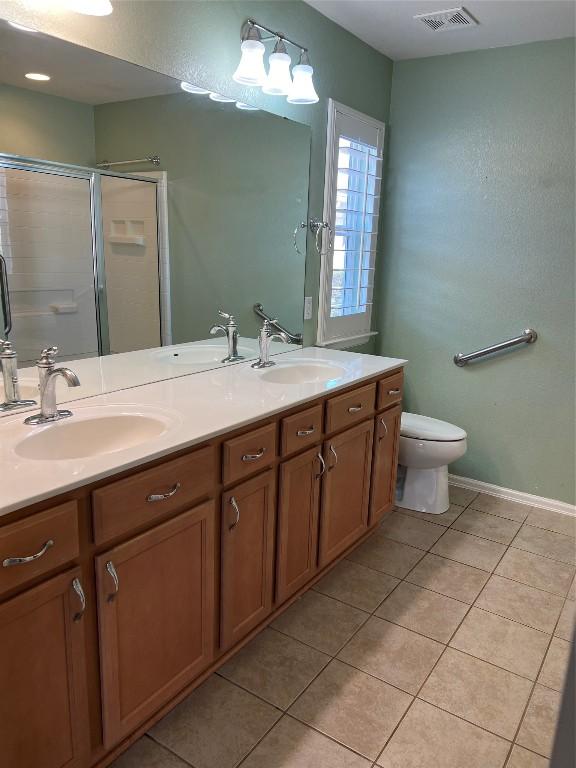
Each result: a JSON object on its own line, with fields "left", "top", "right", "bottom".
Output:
{"left": 24, "top": 346, "right": 80, "bottom": 425}
{"left": 252, "top": 319, "right": 290, "bottom": 369}
{"left": 210, "top": 310, "right": 245, "bottom": 363}
{"left": 0, "top": 340, "right": 37, "bottom": 412}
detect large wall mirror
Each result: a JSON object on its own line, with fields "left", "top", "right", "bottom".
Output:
{"left": 0, "top": 19, "right": 311, "bottom": 406}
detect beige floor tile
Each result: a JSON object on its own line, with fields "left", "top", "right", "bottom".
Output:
{"left": 347, "top": 531, "right": 425, "bottom": 578}
{"left": 240, "top": 715, "right": 371, "bottom": 768}
{"left": 375, "top": 581, "right": 469, "bottom": 643}
{"left": 538, "top": 637, "right": 571, "bottom": 692}
{"left": 495, "top": 548, "right": 575, "bottom": 597}
{"left": 218, "top": 628, "right": 330, "bottom": 710}
{"left": 525, "top": 508, "right": 576, "bottom": 539}
{"left": 516, "top": 684, "right": 562, "bottom": 758}
{"left": 506, "top": 745, "right": 549, "bottom": 768}
{"left": 313, "top": 559, "right": 399, "bottom": 613}
{"left": 470, "top": 494, "right": 532, "bottom": 523}
{"left": 337, "top": 616, "right": 444, "bottom": 694}
{"left": 568, "top": 575, "right": 576, "bottom": 601}
{"left": 149, "top": 675, "right": 280, "bottom": 768}
{"left": 289, "top": 659, "right": 412, "bottom": 759}
{"left": 555, "top": 599, "right": 576, "bottom": 641}
{"left": 271, "top": 591, "right": 368, "bottom": 655}
{"left": 420, "top": 648, "right": 533, "bottom": 739}
{"left": 450, "top": 607, "right": 550, "bottom": 679}
{"left": 377, "top": 699, "right": 510, "bottom": 768}
{"left": 111, "top": 736, "right": 189, "bottom": 768}
{"left": 449, "top": 486, "right": 479, "bottom": 507}
{"left": 452, "top": 508, "right": 522, "bottom": 545}
{"left": 406, "top": 552, "right": 490, "bottom": 603}
{"left": 397, "top": 503, "right": 465, "bottom": 527}
{"left": 512, "top": 525, "right": 576, "bottom": 566}
{"left": 431, "top": 529, "right": 506, "bottom": 571}
{"left": 380, "top": 511, "right": 445, "bottom": 550}
{"left": 476, "top": 575, "right": 564, "bottom": 633}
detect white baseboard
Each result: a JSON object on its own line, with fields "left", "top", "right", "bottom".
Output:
{"left": 448, "top": 474, "right": 576, "bottom": 518}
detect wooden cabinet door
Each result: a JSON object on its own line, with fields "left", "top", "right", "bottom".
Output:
{"left": 319, "top": 420, "right": 374, "bottom": 567}
{"left": 96, "top": 501, "right": 215, "bottom": 748}
{"left": 370, "top": 405, "right": 402, "bottom": 526}
{"left": 276, "top": 447, "right": 322, "bottom": 605}
{"left": 0, "top": 568, "right": 88, "bottom": 768}
{"left": 221, "top": 470, "right": 276, "bottom": 651}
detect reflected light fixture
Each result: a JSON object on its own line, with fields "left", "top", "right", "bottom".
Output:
{"left": 262, "top": 38, "right": 292, "bottom": 96}
{"left": 287, "top": 50, "right": 319, "bottom": 104}
{"left": 68, "top": 0, "right": 113, "bottom": 15}
{"left": 235, "top": 101, "right": 259, "bottom": 111}
{"left": 233, "top": 24, "right": 266, "bottom": 86}
{"left": 8, "top": 21, "right": 37, "bottom": 32}
{"left": 209, "top": 92, "right": 235, "bottom": 103}
{"left": 180, "top": 81, "right": 210, "bottom": 94}
{"left": 25, "top": 72, "right": 51, "bottom": 81}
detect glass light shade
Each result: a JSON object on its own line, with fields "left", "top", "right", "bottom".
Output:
{"left": 25, "top": 72, "right": 51, "bottom": 81}
{"left": 180, "top": 81, "right": 210, "bottom": 94}
{"left": 68, "top": 0, "right": 113, "bottom": 15}
{"left": 287, "top": 64, "right": 319, "bottom": 104}
{"left": 262, "top": 50, "right": 292, "bottom": 96}
{"left": 209, "top": 92, "right": 235, "bottom": 103}
{"left": 233, "top": 39, "right": 266, "bottom": 86}
{"left": 235, "top": 102, "right": 259, "bottom": 111}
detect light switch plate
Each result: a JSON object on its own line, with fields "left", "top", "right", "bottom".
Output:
{"left": 304, "top": 296, "right": 313, "bottom": 320}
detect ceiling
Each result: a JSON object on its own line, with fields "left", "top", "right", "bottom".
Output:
{"left": 0, "top": 20, "right": 180, "bottom": 104}
{"left": 305, "top": 0, "right": 576, "bottom": 60}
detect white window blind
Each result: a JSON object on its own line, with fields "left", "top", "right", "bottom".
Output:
{"left": 317, "top": 100, "right": 385, "bottom": 347}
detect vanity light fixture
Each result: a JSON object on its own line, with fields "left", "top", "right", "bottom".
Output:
{"left": 25, "top": 72, "right": 51, "bottom": 81}
{"left": 68, "top": 0, "right": 113, "bottom": 15}
{"left": 233, "top": 19, "right": 319, "bottom": 105}
{"left": 180, "top": 81, "right": 210, "bottom": 94}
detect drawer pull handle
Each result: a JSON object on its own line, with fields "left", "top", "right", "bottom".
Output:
{"left": 387, "top": 389, "right": 401, "bottom": 396}
{"left": 297, "top": 427, "right": 315, "bottom": 437}
{"left": 72, "top": 577, "right": 86, "bottom": 622}
{"left": 242, "top": 448, "right": 266, "bottom": 462}
{"left": 105, "top": 560, "right": 119, "bottom": 603}
{"left": 348, "top": 405, "right": 363, "bottom": 413}
{"left": 2, "top": 538, "right": 54, "bottom": 568}
{"left": 379, "top": 418, "right": 389, "bottom": 440}
{"left": 229, "top": 496, "right": 240, "bottom": 531}
{"left": 329, "top": 445, "right": 338, "bottom": 470}
{"left": 146, "top": 482, "right": 181, "bottom": 503}
{"left": 316, "top": 452, "right": 326, "bottom": 479}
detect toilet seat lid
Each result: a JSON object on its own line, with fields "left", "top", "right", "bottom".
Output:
{"left": 401, "top": 412, "right": 467, "bottom": 442}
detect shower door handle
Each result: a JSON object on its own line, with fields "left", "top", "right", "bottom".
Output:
{"left": 0, "top": 253, "right": 12, "bottom": 336}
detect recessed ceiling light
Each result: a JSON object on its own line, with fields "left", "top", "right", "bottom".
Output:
{"left": 180, "top": 82, "right": 210, "bottom": 95}
{"left": 25, "top": 72, "right": 51, "bottom": 81}
{"left": 8, "top": 21, "right": 37, "bottom": 32}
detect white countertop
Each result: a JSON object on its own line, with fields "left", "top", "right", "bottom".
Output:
{"left": 0, "top": 348, "right": 406, "bottom": 517}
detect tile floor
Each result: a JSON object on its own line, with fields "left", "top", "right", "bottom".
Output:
{"left": 112, "top": 488, "right": 575, "bottom": 768}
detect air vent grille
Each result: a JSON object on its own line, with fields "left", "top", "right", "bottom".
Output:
{"left": 414, "top": 7, "right": 478, "bottom": 32}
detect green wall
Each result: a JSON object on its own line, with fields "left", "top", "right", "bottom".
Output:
{"left": 0, "top": 83, "right": 95, "bottom": 166}
{"left": 0, "top": 0, "right": 394, "bottom": 347}
{"left": 379, "top": 39, "right": 575, "bottom": 503}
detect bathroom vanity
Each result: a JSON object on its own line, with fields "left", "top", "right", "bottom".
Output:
{"left": 0, "top": 349, "right": 404, "bottom": 768}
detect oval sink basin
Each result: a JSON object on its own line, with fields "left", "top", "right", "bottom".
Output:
{"left": 15, "top": 411, "right": 172, "bottom": 461}
{"left": 259, "top": 362, "right": 347, "bottom": 385}
{"left": 155, "top": 344, "right": 254, "bottom": 366}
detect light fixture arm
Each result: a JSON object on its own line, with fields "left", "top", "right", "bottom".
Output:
{"left": 243, "top": 19, "right": 309, "bottom": 57}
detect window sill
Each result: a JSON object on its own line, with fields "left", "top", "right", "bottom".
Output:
{"left": 316, "top": 331, "right": 379, "bottom": 350}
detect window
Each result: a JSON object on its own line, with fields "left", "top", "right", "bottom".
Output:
{"left": 317, "top": 100, "right": 385, "bottom": 347}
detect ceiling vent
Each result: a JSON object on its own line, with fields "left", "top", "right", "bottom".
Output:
{"left": 414, "top": 7, "right": 478, "bottom": 32}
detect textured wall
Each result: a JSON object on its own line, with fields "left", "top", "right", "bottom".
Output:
{"left": 379, "top": 39, "right": 575, "bottom": 503}
{"left": 0, "top": 0, "right": 394, "bottom": 347}
{"left": 0, "top": 83, "right": 95, "bottom": 165}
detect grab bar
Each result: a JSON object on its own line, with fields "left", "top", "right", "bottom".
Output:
{"left": 0, "top": 253, "right": 12, "bottom": 336}
{"left": 253, "top": 303, "right": 303, "bottom": 345}
{"left": 454, "top": 328, "right": 537, "bottom": 367}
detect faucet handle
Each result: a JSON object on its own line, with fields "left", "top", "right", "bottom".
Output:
{"left": 218, "top": 310, "right": 236, "bottom": 324}
{"left": 38, "top": 346, "right": 58, "bottom": 366}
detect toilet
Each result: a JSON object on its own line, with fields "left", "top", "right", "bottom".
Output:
{"left": 397, "top": 413, "right": 467, "bottom": 515}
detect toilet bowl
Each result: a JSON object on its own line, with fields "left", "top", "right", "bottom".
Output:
{"left": 398, "top": 413, "right": 467, "bottom": 515}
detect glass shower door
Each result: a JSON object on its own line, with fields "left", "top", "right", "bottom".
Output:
{"left": 0, "top": 166, "right": 99, "bottom": 365}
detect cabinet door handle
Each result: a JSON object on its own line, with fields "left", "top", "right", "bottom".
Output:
{"left": 348, "top": 405, "right": 363, "bottom": 413}
{"left": 72, "top": 577, "right": 86, "bottom": 622}
{"left": 229, "top": 496, "right": 240, "bottom": 530}
{"left": 379, "top": 418, "right": 389, "bottom": 440}
{"left": 297, "top": 427, "right": 315, "bottom": 437}
{"left": 146, "top": 482, "right": 181, "bottom": 502}
{"left": 2, "top": 538, "right": 54, "bottom": 568}
{"left": 387, "top": 389, "right": 401, "bottom": 396}
{"left": 329, "top": 445, "right": 338, "bottom": 470}
{"left": 242, "top": 448, "right": 266, "bottom": 462}
{"left": 105, "top": 561, "right": 119, "bottom": 603}
{"left": 315, "top": 452, "right": 326, "bottom": 479}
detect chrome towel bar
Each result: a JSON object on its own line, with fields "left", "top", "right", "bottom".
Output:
{"left": 454, "top": 328, "right": 537, "bottom": 367}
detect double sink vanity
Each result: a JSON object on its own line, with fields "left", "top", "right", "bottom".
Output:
{"left": 0, "top": 345, "right": 405, "bottom": 768}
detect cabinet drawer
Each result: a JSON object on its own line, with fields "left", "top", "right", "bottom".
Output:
{"left": 377, "top": 371, "right": 403, "bottom": 411}
{"left": 325, "top": 383, "right": 376, "bottom": 433}
{"left": 0, "top": 502, "right": 79, "bottom": 595}
{"left": 93, "top": 446, "right": 217, "bottom": 544}
{"left": 280, "top": 405, "right": 323, "bottom": 456}
{"left": 222, "top": 423, "right": 277, "bottom": 485}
